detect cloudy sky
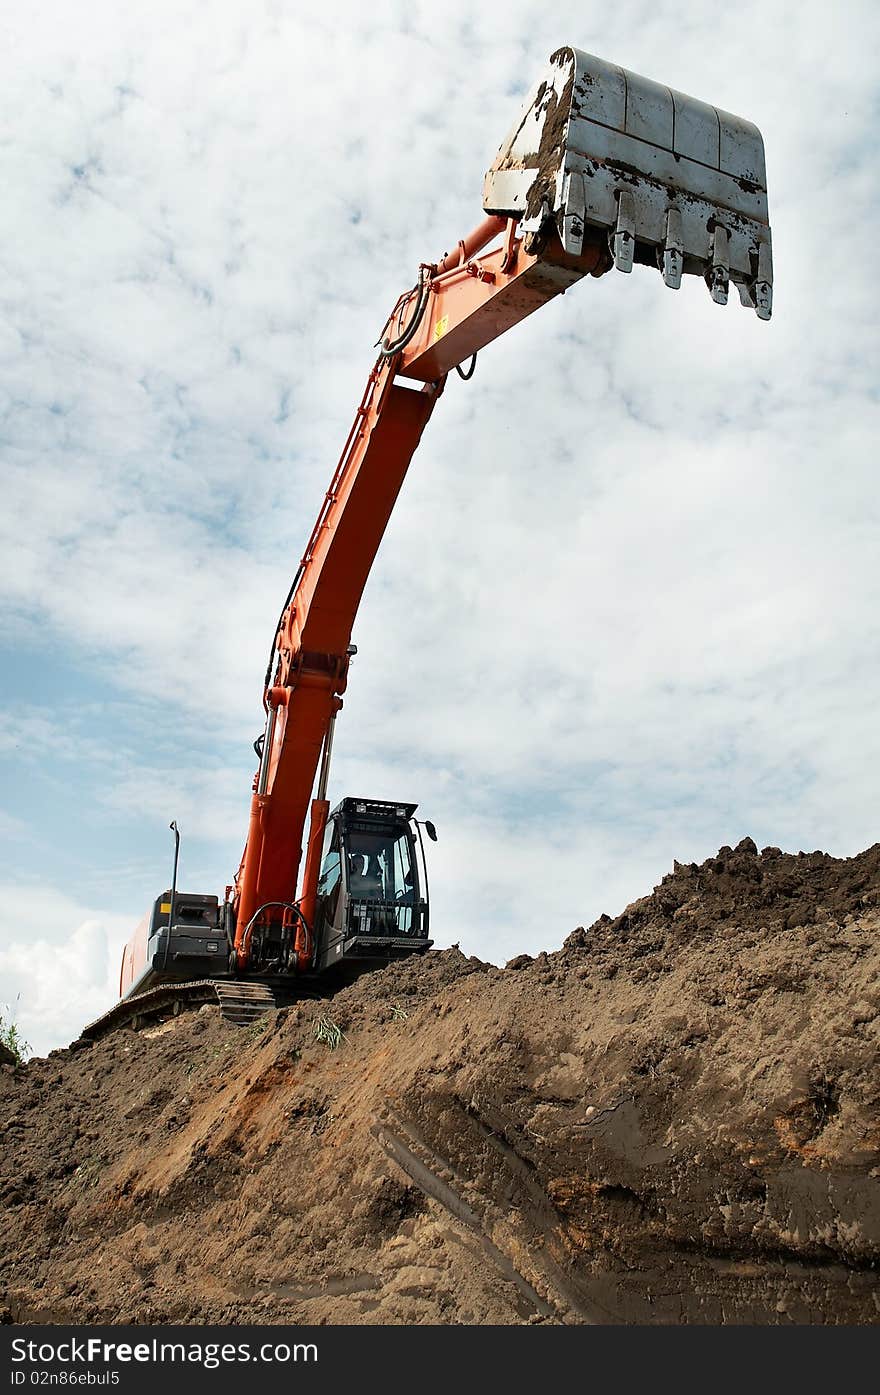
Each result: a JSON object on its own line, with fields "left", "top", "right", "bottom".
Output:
{"left": 1, "top": 0, "right": 877, "bottom": 1055}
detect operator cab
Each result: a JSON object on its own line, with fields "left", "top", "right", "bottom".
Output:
{"left": 311, "top": 798, "right": 433, "bottom": 972}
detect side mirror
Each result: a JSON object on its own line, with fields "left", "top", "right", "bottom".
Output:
{"left": 425, "top": 821, "right": 438, "bottom": 842}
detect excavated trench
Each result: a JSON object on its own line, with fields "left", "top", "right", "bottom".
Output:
{"left": 1, "top": 838, "right": 879, "bottom": 1324}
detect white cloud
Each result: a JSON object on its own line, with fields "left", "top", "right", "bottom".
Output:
{"left": 0, "top": 888, "right": 132, "bottom": 1056}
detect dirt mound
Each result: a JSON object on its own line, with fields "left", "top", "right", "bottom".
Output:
{"left": 2, "top": 843, "right": 879, "bottom": 1325}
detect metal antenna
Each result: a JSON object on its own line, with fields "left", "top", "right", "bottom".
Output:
{"left": 164, "top": 820, "right": 181, "bottom": 971}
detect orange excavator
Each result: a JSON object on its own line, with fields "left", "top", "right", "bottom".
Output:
{"left": 94, "top": 47, "right": 772, "bottom": 1033}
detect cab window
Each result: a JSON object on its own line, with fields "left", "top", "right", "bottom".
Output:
{"left": 317, "top": 824, "right": 342, "bottom": 898}
{"left": 392, "top": 830, "right": 415, "bottom": 901}
{"left": 345, "top": 827, "right": 415, "bottom": 901}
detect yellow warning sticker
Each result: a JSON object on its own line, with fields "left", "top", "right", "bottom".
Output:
{"left": 160, "top": 902, "right": 172, "bottom": 913}
{"left": 433, "top": 315, "right": 449, "bottom": 342}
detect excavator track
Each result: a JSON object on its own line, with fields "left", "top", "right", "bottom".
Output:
{"left": 77, "top": 978, "right": 322, "bottom": 1044}
{"left": 77, "top": 949, "right": 418, "bottom": 1047}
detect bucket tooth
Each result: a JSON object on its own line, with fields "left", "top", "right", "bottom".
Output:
{"left": 707, "top": 225, "right": 730, "bottom": 305}
{"left": 662, "top": 208, "right": 684, "bottom": 289}
{"left": 754, "top": 241, "right": 773, "bottom": 320}
{"left": 561, "top": 171, "right": 586, "bottom": 256}
{"left": 612, "top": 191, "right": 636, "bottom": 273}
{"left": 754, "top": 280, "right": 772, "bottom": 321}
{"left": 735, "top": 238, "right": 772, "bottom": 319}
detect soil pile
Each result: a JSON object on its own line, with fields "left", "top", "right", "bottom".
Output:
{"left": 2, "top": 839, "right": 879, "bottom": 1325}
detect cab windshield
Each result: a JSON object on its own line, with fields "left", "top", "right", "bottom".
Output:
{"left": 345, "top": 827, "right": 415, "bottom": 903}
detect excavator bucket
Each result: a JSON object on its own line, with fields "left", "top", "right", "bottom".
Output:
{"left": 483, "top": 47, "right": 772, "bottom": 319}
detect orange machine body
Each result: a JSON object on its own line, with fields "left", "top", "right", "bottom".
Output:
{"left": 119, "top": 908, "right": 150, "bottom": 997}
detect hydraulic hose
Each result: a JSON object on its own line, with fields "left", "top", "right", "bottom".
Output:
{"left": 238, "top": 900, "right": 311, "bottom": 969}
{"left": 378, "top": 269, "right": 430, "bottom": 358}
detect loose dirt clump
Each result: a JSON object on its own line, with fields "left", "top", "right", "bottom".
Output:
{"left": 2, "top": 842, "right": 878, "bottom": 1325}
